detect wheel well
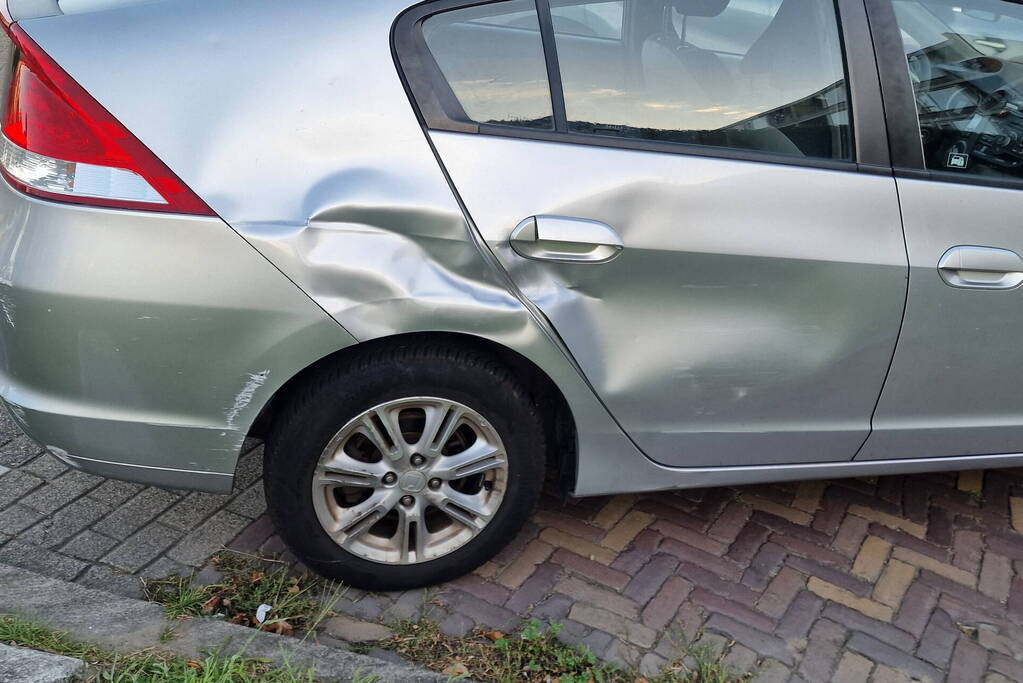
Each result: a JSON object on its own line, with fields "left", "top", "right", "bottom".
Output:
{"left": 247, "top": 332, "right": 578, "bottom": 492}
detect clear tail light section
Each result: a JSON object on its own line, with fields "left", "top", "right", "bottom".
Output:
{"left": 0, "top": 24, "right": 214, "bottom": 215}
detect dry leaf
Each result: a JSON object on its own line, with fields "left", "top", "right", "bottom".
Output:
{"left": 260, "top": 621, "right": 294, "bottom": 637}
{"left": 482, "top": 631, "right": 505, "bottom": 642}
{"left": 200, "top": 595, "right": 221, "bottom": 615}
{"left": 185, "top": 660, "right": 201, "bottom": 669}
{"left": 287, "top": 585, "right": 300, "bottom": 594}
{"left": 442, "top": 662, "right": 469, "bottom": 677}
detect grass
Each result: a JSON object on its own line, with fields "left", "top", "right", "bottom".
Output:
{"left": 0, "top": 614, "right": 314, "bottom": 682}
{"left": 141, "top": 553, "right": 751, "bottom": 681}
{"left": 143, "top": 553, "right": 344, "bottom": 636}
{"left": 382, "top": 619, "right": 752, "bottom": 682}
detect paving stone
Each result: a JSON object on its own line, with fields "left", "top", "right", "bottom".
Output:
{"left": 569, "top": 603, "right": 656, "bottom": 648}
{"left": 159, "top": 491, "right": 233, "bottom": 532}
{"left": 0, "top": 539, "right": 86, "bottom": 581}
{"left": 323, "top": 615, "right": 393, "bottom": 642}
{"left": 821, "top": 603, "right": 916, "bottom": 652}
{"left": 531, "top": 594, "right": 573, "bottom": 622}
{"left": 59, "top": 530, "right": 119, "bottom": 562}
{"left": 0, "top": 414, "right": 1018, "bottom": 681}
{"left": 845, "top": 633, "right": 942, "bottom": 682}
{"left": 505, "top": 561, "right": 560, "bottom": 614}
{"left": 0, "top": 436, "right": 43, "bottom": 468}
{"left": 17, "top": 497, "right": 109, "bottom": 549}
{"left": 0, "top": 642, "right": 84, "bottom": 682}
{"left": 0, "top": 504, "right": 43, "bottom": 535}
{"left": 102, "top": 522, "right": 182, "bottom": 572}
{"left": 75, "top": 565, "right": 144, "bottom": 599}
{"left": 87, "top": 479, "right": 143, "bottom": 507}
{"left": 227, "top": 515, "right": 276, "bottom": 554}
{"left": 798, "top": 618, "right": 845, "bottom": 680}
{"left": 978, "top": 552, "right": 1013, "bottom": 602}
{"left": 226, "top": 481, "right": 266, "bottom": 518}
{"left": 139, "top": 556, "right": 190, "bottom": 580}
{"left": 0, "top": 470, "right": 43, "bottom": 508}
{"left": 437, "top": 612, "right": 474, "bottom": 638}
{"left": 19, "top": 470, "right": 101, "bottom": 514}
{"left": 705, "top": 613, "right": 794, "bottom": 665}
{"left": 92, "top": 487, "right": 180, "bottom": 538}
{"left": 947, "top": 636, "right": 988, "bottom": 683}
{"left": 622, "top": 553, "right": 678, "bottom": 604}
{"left": 165, "top": 510, "right": 249, "bottom": 566}
{"left": 19, "top": 454, "right": 68, "bottom": 481}
{"left": 752, "top": 658, "right": 792, "bottom": 683}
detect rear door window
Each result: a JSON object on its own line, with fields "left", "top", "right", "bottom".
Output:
{"left": 422, "top": 0, "right": 554, "bottom": 129}
{"left": 555, "top": 0, "right": 852, "bottom": 159}
{"left": 415, "top": 0, "right": 854, "bottom": 160}
{"left": 892, "top": 0, "right": 1023, "bottom": 180}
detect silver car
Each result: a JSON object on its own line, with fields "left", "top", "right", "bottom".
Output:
{"left": 1, "top": 0, "right": 1022, "bottom": 590}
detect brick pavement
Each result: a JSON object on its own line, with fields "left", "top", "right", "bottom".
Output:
{"left": 1, "top": 408, "right": 1022, "bottom": 681}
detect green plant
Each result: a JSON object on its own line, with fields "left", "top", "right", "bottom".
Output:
{"left": 386, "top": 619, "right": 624, "bottom": 682}
{"left": 0, "top": 614, "right": 315, "bottom": 682}
{"left": 143, "top": 554, "right": 328, "bottom": 634}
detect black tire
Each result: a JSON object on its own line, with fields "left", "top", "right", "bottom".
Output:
{"left": 263, "top": 342, "right": 547, "bottom": 591}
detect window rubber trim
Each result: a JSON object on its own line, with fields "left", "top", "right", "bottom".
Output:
{"left": 392, "top": 0, "right": 893, "bottom": 175}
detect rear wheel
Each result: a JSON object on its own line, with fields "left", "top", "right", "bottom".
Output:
{"left": 264, "top": 344, "right": 546, "bottom": 590}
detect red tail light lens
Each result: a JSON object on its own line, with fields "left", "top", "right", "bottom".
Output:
{"left": 0, "top": 25, "right": 214, "bottom": 215}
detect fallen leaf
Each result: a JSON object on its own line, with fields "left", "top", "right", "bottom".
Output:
{"left": 287, "top": 585, "right": 300, "bottom": 594}
{"left": 200, "top": 595, "right": 221, "bottom": 615}
{"left": 442, "top": 662, "right": 469, "bottom": 677}
{"left": 185, "top": 660, "right": 201, "bottom": 669}
{"left": 229, "top": 614, "right": 247, "bottom": 625}
{"left": 482, "top": 631, "right": 505, "bottom": 642}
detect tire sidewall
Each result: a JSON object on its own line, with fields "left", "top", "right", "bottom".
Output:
{"left": 265, "top": 353, "right": 545, "bottom": 590}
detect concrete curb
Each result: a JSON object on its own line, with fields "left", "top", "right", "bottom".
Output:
{"left": 0, "top": 563, "right": 447, "bottom": 682}
{"left": 0, "top": 643, "right": 84, "bottom": 683}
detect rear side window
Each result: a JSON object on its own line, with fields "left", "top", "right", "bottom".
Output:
{"left": 556, "top": 0, "right": 851, "bottom": 159}
{"left": 422, "top": 0, "right": 554, "bottom": 129}
{"left": 892, "top": 0, "right": 1023, "bottom": 180}
{"left": 412, "top": 0, "right": 853, "bottom": 161}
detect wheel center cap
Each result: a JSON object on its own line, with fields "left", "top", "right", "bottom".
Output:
{"left": 398, "top": 470, "right": 427, "bottom": 493}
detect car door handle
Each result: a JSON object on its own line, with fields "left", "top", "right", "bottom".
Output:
{"left": 938, "top": 245, "right": 1023, "bottom": 290}
{"left": 510, "top": 216, "right": 624, "bottom": 264}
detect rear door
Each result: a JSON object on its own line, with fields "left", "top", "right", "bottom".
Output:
{"left": 395, "top": 0, "right": 907, "bottom": 467}
{"left": 860, "top": 0, "right": 1023, "bottom": 460}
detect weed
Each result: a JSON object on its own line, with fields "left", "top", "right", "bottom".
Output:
{"left": 386, "top": 619, "right": 623, "bottom": 682}
{"left": 383, "top": 618, "right": 752, "bottom": 682}
{"left": 143, "top": 554, "right": 327, "bottom": 635}
{"left": 0, "top": 614, "right": 315, "bottom": 682}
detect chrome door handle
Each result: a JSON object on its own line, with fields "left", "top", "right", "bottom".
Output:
{"left": 510, "top": 216, "right": 623, "bottom": 264}
{"left": 938, "top": 246, "right": 1023, "bottom": 290}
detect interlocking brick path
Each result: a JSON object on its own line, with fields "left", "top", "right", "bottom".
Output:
{"left": 1, "top": 406, "right": 1022, "bottom": 682}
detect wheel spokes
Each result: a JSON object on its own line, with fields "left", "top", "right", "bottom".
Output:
{"left": 431, "top": 440, "right": 504, "bottom": 480}
{"left": 419, "top": 402, "right": 465, "bottom": 456}
{"left": 332, "top": 491, "right": 395, "bottom": 547}
{"left": 313, "top": 396, "right": 508, "bottom": 565}
{"left": 396, "top": 501, "right": 428, "bottom": 564}
{"left": 315, "top": 457, "right": 387, "bottom": 489}
{"left": 438, "top": 488, "right": 492, "bottom": 531}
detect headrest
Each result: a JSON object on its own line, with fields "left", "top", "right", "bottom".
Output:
{"left": 671, "top": 0, "right": 729, "bottom": 17}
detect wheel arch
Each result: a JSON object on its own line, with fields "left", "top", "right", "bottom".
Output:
{"left": 246, "top": 331, "right": 578, "bottom": 492}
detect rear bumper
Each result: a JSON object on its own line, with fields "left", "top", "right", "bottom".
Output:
{"left": 0, "top": 180, "right": 356, "bottom": 491}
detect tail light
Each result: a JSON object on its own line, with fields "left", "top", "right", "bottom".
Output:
{"left": 0, "top": 24, "right": 214, "bottom": 215}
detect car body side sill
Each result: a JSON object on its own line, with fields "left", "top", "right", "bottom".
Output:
{"left": 576, "top": 452, "right": 1023, "bottom": 496}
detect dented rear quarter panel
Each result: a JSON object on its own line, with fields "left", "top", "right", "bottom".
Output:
{"left": 16, "top": 0, "right": 654, "bottom": 495}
